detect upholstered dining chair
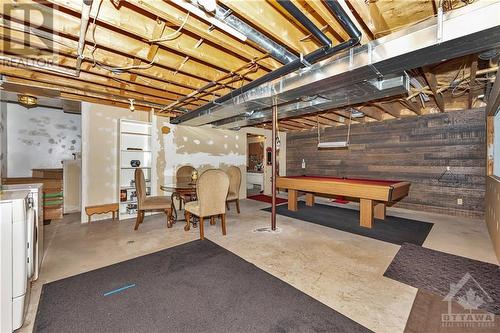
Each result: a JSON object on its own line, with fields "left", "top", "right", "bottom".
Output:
{"left": 226, "top": 166, "right": 242, "bottom": 214}
{"left": 176, "top": 165, "right": 196, "bottom": 183}
{"left": 184, "top": 169, "right": 230, "bottom": 240}
{"left": 134, "top": 168, "right": 173, "bottom": 230}
{"left": 176, "top": 165, "right": 197, "bottom": 209}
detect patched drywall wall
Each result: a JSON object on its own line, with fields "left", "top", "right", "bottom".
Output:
{"left": 156, "top": 119, "right": 247, "bottom": 199}
{"left": 80, "top": 103, "right": 286, "bottom": 222}
{"left": 81, "top": 102, "right": 149, "bottom": 222}
{"left": 6, "top": 103, "right": 81, "bottom": 177}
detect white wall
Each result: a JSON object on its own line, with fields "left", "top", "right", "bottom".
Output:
{"left": 0, "top": 96, "right": 6, "bottom": 180}
{"left": 81, "top": 102, "right": 149, "bottom": 222}
{"left": 6, "top": 104, "right": 81, "bottom": 177}
{"left": 494, "top": 112, "right": 500, "bottom": 177}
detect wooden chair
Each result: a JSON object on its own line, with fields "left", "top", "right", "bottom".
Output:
{"left": 226, "top": 166, "right": 242, "bottom": 214}
{"left": 134, "top": 168, "right": 173, "bottom": 230}
{"left": 184, "top": 169, "right": 230, "bottom": 240}
{"left": 176, "top": 165, "right": 197, "bottom": 209}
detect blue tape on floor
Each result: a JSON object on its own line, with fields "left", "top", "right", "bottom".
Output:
{"left": 103, "top": 283, "right": 136, "bottom": 297}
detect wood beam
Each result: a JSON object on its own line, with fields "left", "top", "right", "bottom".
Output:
{"left": 304, "top": 0, "right": 352, "bottom": 42}
{"left": 372, "top": 102, "right": 401, "bottom": 118}
{"left": 125, "top": 0, "right": 281, "bottom": 69}
{"left": 289, "top": 117, "right": 318, "bottom": 127}
{"left": 1, "top": 74, "right": 189, "bottom": 112}
{"left": 486, "top": 65, "right": 500, "bottom": 116}
{"left": 423, "top": 67, "right": 446, "bottom": 112}
{"left": 219, "top": 0, "right": 318, "bottom": 54}
{"left": 0, "top": 64, "right": 193, "bottom": 107}
{"left": 277, "top": 122, "right": 302, "bottom": 131}
{"left": 303, "top": 115, "right": 336, "bottom": 127}
{"left": 274, "top": 121, "right": 302, "bottom": 131}
{"left": 268, "top": 0, "right": 346, "bottom": 44}
{"left": 8, "top": 1, "right": 251, "bottom": 83}
{"left": 60, "top": 92, "right": 175, "bottom": 116}
{"left": 399, "top": 99, "right": 422, "bottom": 115}
{"left": 346, "top": 0, "right": 390, "bottom": 38}
{"left": 359, "top": 105, "right": 386, "bottom": 121}
{"left": 284, "top": 119, "right": 314, "bottom": 129}
{"left": 0, "top": 21, "right": 214, "bottom": 94}
{"left": 45, "top": 0, "right": 269, "bottom": 81}
{"left": 468, "top": 55, "right": 478, "bottom": 109}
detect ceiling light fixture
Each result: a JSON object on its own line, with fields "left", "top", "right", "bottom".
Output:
{"left": 171, "top": 0, "right": 247, "bottom": 41}
{"left": 349, "top": 108, "right": 365, "bottom": 118}
{"left": 128, "top": 98, "right": 135, "bottom": 112}
{"left": 317, "top": 111, "right": 352, "bottom": 149}
{"left": 18, "top": 94, "right": 38, "bottom": 108}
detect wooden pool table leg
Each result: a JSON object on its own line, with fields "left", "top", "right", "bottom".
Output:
{"left": 305, "top": 193, "right": 315, "bottom": 206}
{"left": 288, "top": 189, "right": 298, "bottom": 211}
{"left": 360, "top": 198, "right": 374, "bottom": 228}
{"left": 374, "top": 203, "right": 386, "bottom": 220}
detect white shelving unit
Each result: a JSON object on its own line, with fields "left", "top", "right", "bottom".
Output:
{"left": 118, "top": 119, "right": 153, "bottom": 220}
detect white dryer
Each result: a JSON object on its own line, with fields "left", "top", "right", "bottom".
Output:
{"left": 4, "top": 183, "right": 44, "bottom": 280}
{"left": 0, "top": 190, "right": 30, "bottom": 332}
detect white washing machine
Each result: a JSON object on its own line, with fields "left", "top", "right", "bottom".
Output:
{"left": 0, "top": 190, "right": 30, "bottom": 332}
{"left": 4, "top": 183, "right": 44, "bottom": 280}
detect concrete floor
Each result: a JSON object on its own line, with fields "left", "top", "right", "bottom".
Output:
{"left": 20, "top": 198, "right": 498, "bottom": 333}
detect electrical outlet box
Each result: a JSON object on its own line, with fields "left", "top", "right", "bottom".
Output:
{"left": 457, "top": 198, "right": 463, "bottom": 205}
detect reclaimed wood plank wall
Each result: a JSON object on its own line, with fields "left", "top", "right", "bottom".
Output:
{"left": 286, "top": 108, "right": 486, "bottom": 218}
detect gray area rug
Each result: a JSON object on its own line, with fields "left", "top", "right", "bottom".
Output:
{"left": 263, "top": 202, "right": 433, "bottom": 245}
{"left": 35, "top": 239, "right": 371, "bottom": 332}
{"left": 384, "top": 243, "right": 500, "bottom": 315}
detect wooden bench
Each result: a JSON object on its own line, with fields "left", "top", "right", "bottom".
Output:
{"left": 85, "top": 203, "right": 119, "bottom": 223}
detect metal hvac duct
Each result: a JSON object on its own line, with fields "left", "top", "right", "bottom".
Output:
{"left": 214, "top": 5, "right": 297, "bottom": 64}
{"left": 213, "top": 74, "right": 409, "bottom": 129}
{"left": 171, "top": 0, "right": 361, "bottom": 123}
{"left": 172, "top": 1, "right": 500, "bottom": 128}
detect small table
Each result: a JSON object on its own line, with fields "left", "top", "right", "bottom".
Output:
{"left": 160, "top": 182, "right": 197, "bottom": 227}
{"left": 85, "top": 203, "right": 119, "bottom": 223}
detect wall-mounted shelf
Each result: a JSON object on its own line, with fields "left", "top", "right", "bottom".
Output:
{"left": 121, "top": 132, "right": 151, "bottom": 137}
{"left": 121, "top": 167, "right": 152, "bottom": 170}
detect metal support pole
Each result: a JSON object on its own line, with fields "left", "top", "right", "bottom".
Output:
{"left": 271, "top": 97, "right": 278, "bottom": 230}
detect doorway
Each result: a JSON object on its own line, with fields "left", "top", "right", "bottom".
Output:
{"left": 246, "top": 133, "right": 265, "bottom": 196}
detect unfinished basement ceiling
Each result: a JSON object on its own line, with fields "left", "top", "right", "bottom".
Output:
{"left": 0, "top": 0, "right": 499, "bottom": 131}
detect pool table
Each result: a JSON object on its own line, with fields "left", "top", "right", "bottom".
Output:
{"left": 276, "top": 176, "right": 411, "bottom": 228}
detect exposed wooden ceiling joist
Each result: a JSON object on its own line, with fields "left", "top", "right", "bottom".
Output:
{"left": 124, "top": 0, "right": 282, "bottom": 70}
{"left": 219, "top": 0, "right": 319, "bottom": 55}
{"left": 0, "top": 0, "right": 488, "bottom": 124}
